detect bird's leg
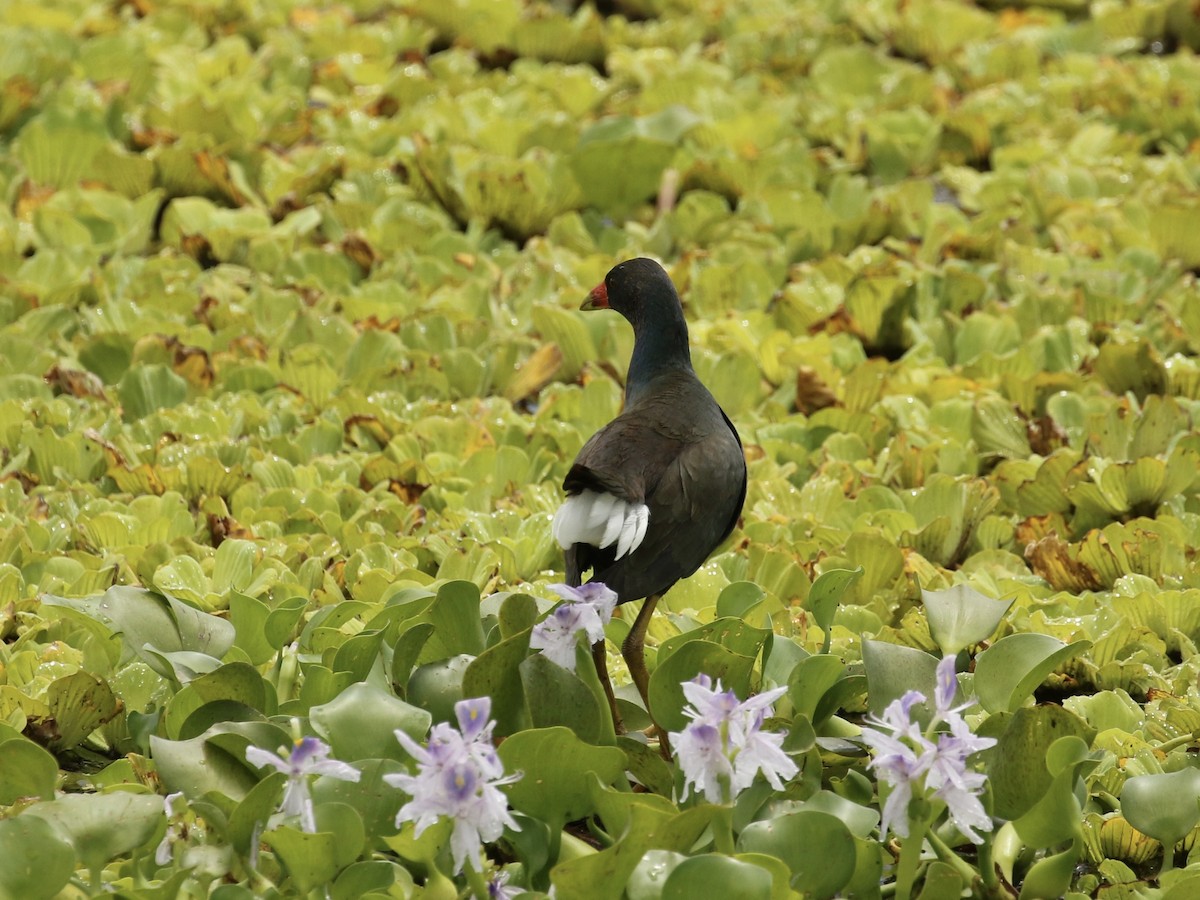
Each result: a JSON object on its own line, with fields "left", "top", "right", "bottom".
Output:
{"left": 591, "top": 638, "right": 624, "bottom": 734}
{"left": 622, "top": 594, "right": 671, "bottom": 757}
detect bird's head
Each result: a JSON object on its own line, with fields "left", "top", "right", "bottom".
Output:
{"left": 581, "top": 258, "right": 680, "bottom": 325}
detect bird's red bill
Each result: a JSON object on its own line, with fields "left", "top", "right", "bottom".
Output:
{"left": 582, "top": 281, "right": 609, "bottom": 310}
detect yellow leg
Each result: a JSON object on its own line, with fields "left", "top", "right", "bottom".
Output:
{"left": 592, "top": 638, "right": 623, "bottom": 734}
{"left": 622, "top": 594, "right": 671, "bottom": 756}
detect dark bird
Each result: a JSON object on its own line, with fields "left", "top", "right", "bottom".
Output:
{"left": 553, "top": 258, "right": 748, "bottom": 735}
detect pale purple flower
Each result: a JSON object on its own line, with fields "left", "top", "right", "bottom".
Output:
{"left": 860, "top": 657, "right": 996, "bottom": 843}
{"left": 387, "top": 697, "right": 521, "bottom": 874}
{"left": 529, "top": 583, "right": 617, "bottom": 671}
{"left": 669, "top": 675, "right": 798, "bottom": 803}
{"left": 245, "top": 736, "right": 360, "bottom": 833}
{"left": 488, "top": 869, "right": 521, "bottom": 900}
{"left": 155, "top": 791, "right": 187, "bottom": 865}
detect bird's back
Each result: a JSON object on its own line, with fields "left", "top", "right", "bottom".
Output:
{"left": 562, "top": 369, "right": 747, "bottom": 602}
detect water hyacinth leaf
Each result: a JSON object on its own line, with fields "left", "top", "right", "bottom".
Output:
{"left": 227, "top": 770, "right": 288, "bottom": 856}
{"left": 982, "top": 704, "right": 1095, "bottom": 821}
{"left": 1012, "top": 736, "right": 1093, "bottom": 849}
{"left": 313, "top": 802, "right": 368, "bottom": 868}
{"left": 229, "top": 593, "right": 275, "bottom": 666}
{"left": 331, "top": 630, "right": 386, "bottom": 683}
{"left": 426, "top": 580, "right": 487, "bottom": 658}
{"left": 190, "top": 662, "right": 270, "bottom": 714}
{"left": 922, "top": 583, "right": 1014, "bottom": 657}
{"left": 518, "top": 652, "right": 604, "bottom": 744}
{"left": 0, "top": 814, "right": 76, "bottom": 900}
{"left": 917, "top": 861, "right": 965, "bottom": 900}
{"left": 1017, "top": 842, "right": 1080, "bottom": 900}
{"left": 762, "top": 637, "right": 809, "bottom": 690}
{"left": 262, "top": 826, "right": 341, "bottom": 894}
{"left": 390, "top": 623, "right": 436, "bottom": 696}
{"left": 787, "top": 655, "right": 847, "bottom": 723}
{"left": 1120, "top": 768, "right": 1200, "bottom": 850}
{"left": 406, "top": 654, "right": 473, "bottom": 725}
{"left": 974, "top": 633, "right": 1091, "bottom": 714}
{"left": 657, "top": 618, "right": 772, "bottom": 663}
{"left": 737, "top": 810, "right": 856, "bottom": 898}
{"left": 42, "top": 586, "right": 235, "bottom": 666}
{"left": 861, "top": 640, "right": 939, "bottom": 718}
{"left": 805, "top": 567, "right": 862, "bottom": 653}
{"left": 497, "top": 727, "right": 625, "bottom": 827}
{"left": 331, "top": 861, "right": 413, "bottom": 900}
{"left": 661, "top": 854, "right": 774, "bottom": 900}
{"left": 463, "top": 630, "right": 531, "bottom": 736}
{"left": 716, "top": 581, "right": 766, "bottom": 620}
{"left": 801, "top": 790, "right": 880, "bottom": 839}
{"left": 0, "top": 738, "right": 57, "bottom": 803}
{"left": 619, "top": 735, "right": 675, "bottom": 798}
{"left": 314, "top": 759, "right": 408, "bottom": 842}
{"left": 310, "top": 681, "right": 431, "bottom": 762}
{"left": 628, "top": 849, "right": 687, "bottom": 900}
{"left": 264, "top": 597, "right": 309, "bottom": 652}
{"left": 498, "top": 593, "right": 539, "bottom": 640}
{"left": 179, "top": 700, "right": 265, "bottom": 741}
{"left": 25, "top": 792, "right": 162, "bottom": 874}
{"left": 552, "top": 801, "right": 716, "bottom": 900}
{"left": 150, "top": 731, "right": 266, "bottom": 801}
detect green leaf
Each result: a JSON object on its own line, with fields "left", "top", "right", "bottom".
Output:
{"left": 118, "top": 364, "right": 188, "bottom": 420}
{"left": 1121, "top": 768, "right": 1200, "bottom": 850}
{"left": 25, "top": 792, "right": 162, "bottom": 874}
{"left": 1017, "top": 842, "right": 1080, "bottom": 900}
{"left": 464, "top": 630, "right": 531, "bottom": 736}
{"left": 921, "top": 583, "right": 1013, "bottom": 657}
{"left": 737, "top": 810, "right": 856, "bottom": 898}
{"left": 0, "top": 738, "right": 58, "bottom": 803}
{"left": 787, "top": 655, "right": 847, "bottom": 724}
{"left": 310, "top": 681, "right": 431, "bottom": 762}
{"left": 861, "top": 640, "right": 939, "bottom": 717}
{"left": 406, "top": 654, "right": 473, "bottom": 725}
{"left": 974, "top": 634, "right": 1091, "bottom": 714}
{"left": 0, "top": 814, "right": 76, "bottom": 900}
{"left": 518, "top": 652, "right": 604, "bottom": 744}
{"left": 661, "top": 854, "right": 774, "bottom": 900}
{"left": 805, "top": 567, "right": 863, "bottom": 651}
{"left": 1012, "top": 736, "right": 1093, "bottom": 849}
{"left": 982, "top": 705, "right": 1095, "bottom": 821}
{"left": 263, "top": 826, "right": 342, "bottom": 894}
{"left": 497, "top": 727, "right": 626, "bottom": 827}
{"left": 42, "top": 586, "right": 234, "bottom": 667}
{"left": 426, "top": 580, "right": 486, "bottom": 657}
{"left": 649, "top": 641, "right": 756, "bottom": 732}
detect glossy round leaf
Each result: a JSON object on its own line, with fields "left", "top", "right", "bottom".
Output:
{"left": 1121, "top": 768, "right": 1200, "bottom": 849}
{"left": 661, "top": 854, "right": 773, "bottom": 900}
{"left": 737, "top": 810, "right": 855, "bottom": 898}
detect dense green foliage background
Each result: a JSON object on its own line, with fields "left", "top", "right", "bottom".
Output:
{"left": 4, "top": 0, "right": 1200, "bottom": 897}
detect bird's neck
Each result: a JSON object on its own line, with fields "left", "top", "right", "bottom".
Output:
{"left": 625, "top": 308, "right": 693, "bottom": 404}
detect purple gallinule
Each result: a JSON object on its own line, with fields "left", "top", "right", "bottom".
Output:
{"left": 553, "top": 258, "right": 747, "bottom": 733}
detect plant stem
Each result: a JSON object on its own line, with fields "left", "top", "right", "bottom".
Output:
{"left": 975, "top": 831, "right": 998, "bottom": 891}
{"left": 927, "top": 827, "right": 983, "bottom": 887}
{"left": 575, "top": 641, "right": 617, "bottom": 746}
{"left": 895, "top": 820, "right": 929, "bottom": 900}
{"left": 464, "top": 864, "right": 490, "bottom": 899}
{"left": 1156, "top": 730, "right": 1200, "bottom": 754}
{"left": 713, "top": 803, "right": 737, "bottom": 856}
